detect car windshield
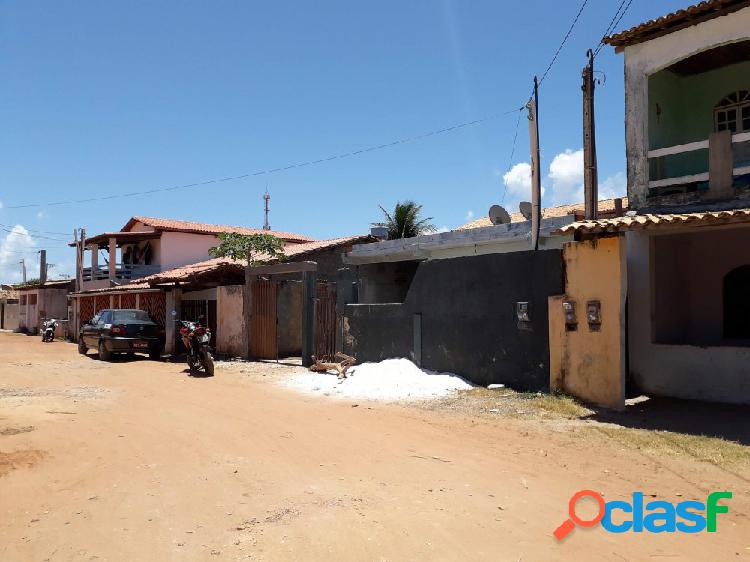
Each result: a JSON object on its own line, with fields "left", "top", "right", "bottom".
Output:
{"left": 113, "top": 310, "right": 152, "bottom": 323}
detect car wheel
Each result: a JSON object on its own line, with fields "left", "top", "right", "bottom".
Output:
{"left": 78, "top": 337, "right": 88, "bottom": 355}
{"left": 98, "top": 341, "right": 112, "bottom": 361}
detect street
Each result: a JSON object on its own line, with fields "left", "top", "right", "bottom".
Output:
{"left": 1, "top": 332, "right": 748, "bottom": 561}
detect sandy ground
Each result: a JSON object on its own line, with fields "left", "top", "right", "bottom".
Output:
{"left": 1, "top": 332, "right": 748, "bottom": 561}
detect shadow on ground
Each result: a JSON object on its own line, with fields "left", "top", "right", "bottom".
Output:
{"left": 586, "top": 396, "right": 750, "bottom": 445}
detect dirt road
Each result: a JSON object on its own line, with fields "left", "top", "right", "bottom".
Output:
{"left": 1, "top": 333, "right": 748, "bottom": 561}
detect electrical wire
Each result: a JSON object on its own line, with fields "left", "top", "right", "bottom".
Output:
{"left": 500, "top": 109, "right": 524, "bottom": 206}
{"left": 537, "top": 0, "right": 591, "bottom": 87}
{"left": 593, "top": 0, "right": 636, "bottom": 58}
{"left": 0, "top": 224, "right": 69, "bottom": 242}
{"left": 3, "top": 108, "right": 523, "bottom": 210}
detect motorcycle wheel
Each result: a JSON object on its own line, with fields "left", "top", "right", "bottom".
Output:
{"left": 187, "top": 354, "right": 199, "bottom": 371}
{"left": 202, "top": 351, "right": 215, "bottom": 377}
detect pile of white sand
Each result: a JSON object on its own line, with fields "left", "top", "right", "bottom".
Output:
{"left": 285, "top": 358, "right": 473, "bottom": 401}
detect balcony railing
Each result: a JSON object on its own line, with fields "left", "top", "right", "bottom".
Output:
{"left": 82, "top": 264, "right": 160, "bottom": 282}
{"left": 647, "top": 131, "right": 750, "bottom": 192}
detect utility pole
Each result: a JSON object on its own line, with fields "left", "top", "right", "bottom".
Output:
{"left": 263, "top": 188, "right": 271, "bottom": 231}
{"left": 39, "top": 250, "right": 47, "bottom": 284}
{"left": 19, "top": 259, "right": 27, "bottom": 283}
{"left": 527, "top": 76, "right": 542, "bottom": 250}
{"left": 582, "top": 49, "right": 598, "bottom": 220}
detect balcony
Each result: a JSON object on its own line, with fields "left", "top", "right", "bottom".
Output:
{"left": 647, "top": 131, "right": 750, "bottom": 198}
{"left": 82, "top": 264, "right": 160, "bottom": 283}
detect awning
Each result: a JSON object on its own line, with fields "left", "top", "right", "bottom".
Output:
{"left": 554, "top": 208, "right": 750, "bottom": 235}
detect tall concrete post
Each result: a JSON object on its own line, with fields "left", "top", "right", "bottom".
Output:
{"left": 301, "top": 269, "right": 316, "bottom": 367}
{"left": 165, "top": 288, "right": 182, "bottom": 356}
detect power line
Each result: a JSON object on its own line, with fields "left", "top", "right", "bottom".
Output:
{"left": 500, "top": 109, "right": 524, "bottom": 206}
{"left": 3, "top": 109, "right": 523, "bottom": 210}
{"left": 0, "top": 224, "right": 69, "bottom": 242}
{"left": 537, "top": 0, "right": 591, "bottom": 87}
{"left": 593, "top": 0, "right": 636, "bottom": 58}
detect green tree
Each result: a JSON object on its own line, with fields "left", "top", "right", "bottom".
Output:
{"left": 374, "top": 200, "right": 436, "bottom": 239}
{"left": 208, "top": 233, "right": 285, "bottom": 265}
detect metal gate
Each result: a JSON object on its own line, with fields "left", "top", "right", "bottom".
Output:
{"left": 250, "top": 279, "right": 278, "bottom": 359}
{"left": 314, "top": 282, "right": 337, "bottom": 362}
{"left": 180, "top": 299, "right": 217, "bottom": 349}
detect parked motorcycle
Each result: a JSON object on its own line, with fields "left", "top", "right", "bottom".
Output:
{"left": 176, "top": 318, "right": 214, "bottom": 376}
{"left": 40, "top": 318, "right": 58, "bottom": 342}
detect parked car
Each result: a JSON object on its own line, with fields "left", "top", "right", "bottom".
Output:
{"left": 78, "top": 309, "right": 164, "bottom": 361}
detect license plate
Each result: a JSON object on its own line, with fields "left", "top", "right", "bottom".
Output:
{"left": 133, "top": 342, "right": 148, "bottom": 349}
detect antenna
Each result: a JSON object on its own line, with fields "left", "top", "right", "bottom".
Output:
{"left": 263, "top": 187, "right": 271, "bottom": 231}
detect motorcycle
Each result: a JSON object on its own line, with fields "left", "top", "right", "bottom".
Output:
{"left": 41, "top": 318, "right": 58, "bottom": 342}
{"left": 176, "top": 318, "right": 214, "bottom": 376}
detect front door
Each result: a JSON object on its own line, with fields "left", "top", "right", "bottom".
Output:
{"left": 250, "top": 279, "right": 278, "bottom": 359}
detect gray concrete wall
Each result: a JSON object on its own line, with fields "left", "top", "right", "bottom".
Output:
{"left": 2, "top": 302, "right": 19, "bottom": 331}
{"left": 343, "top": 250, "right": 564, "bottom": 390}
{"left": 627, "top": 226, "right": 750, "bottom": 404}
{"left": 356, "top": 261, "right": 420, "bottom": 304}
{"left": 217, "top": 285, "right": 244, "bottom": 357}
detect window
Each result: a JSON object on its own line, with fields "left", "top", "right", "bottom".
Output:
{"left": 714, "top": 90, "right": 750, "bottom": 133}
{"left": 723, "top": 265, "right": 750, "bottom": 341}
{"left": 28, "top": 294, "right": 37, "bottom": 306}
{"left": 98, "top": 311, "right": 112, "bottom": 325}
{"left": 113, "top": 310, "right": 151, "bottom": 322}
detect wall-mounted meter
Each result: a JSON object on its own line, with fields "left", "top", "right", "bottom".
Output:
{"left": 586, "top": 300, "right": 602, "bottom": 331}
{"left": 516, "top": 301, "right": 532, "bottom": 331}
{"left": 562, "top": 300, "right": 577, "bottom": 331}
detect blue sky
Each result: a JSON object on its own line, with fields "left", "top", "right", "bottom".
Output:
{"left": 0, "top": 0, "right": 690, "bottom": 281}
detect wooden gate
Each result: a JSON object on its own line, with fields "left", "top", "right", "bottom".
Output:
{"left": 251, "top": 279, "right": 277, "bottom": 359}
{"left": 314, "top": 282, "right": 337, "bottom": 362}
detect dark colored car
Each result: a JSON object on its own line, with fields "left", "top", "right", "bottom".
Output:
{"left": 78, "top": 309, "right": 164, "bottom": 361}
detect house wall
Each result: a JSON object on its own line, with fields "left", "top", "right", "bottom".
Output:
{"left": 627, "top": 226, "right": 750, "bottom": 404}
{"left": 343, "top": 250, "right": 564, "bottom": 390}
{"left": 548, "top": 237, "right": 627, "bottom": 410}
{"left": 2, "top": 302, "right": 19, "bottom": 331}
{"left": 356, "top": 261, "right": 421, "bottom": 304}
{"left": 217, "top": 285, "right": 244, "bottom": 357}
{"left": 159, "top": 232, "right": 221, "bottom": 270}
{"left": 623, "top": 6, "right": 750, "bottom": 209}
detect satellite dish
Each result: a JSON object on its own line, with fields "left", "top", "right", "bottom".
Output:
{"left": 519, "top": 201, "right": 532, "bottom": 220}
{"left": 488, "top": 205, "right": 511, "bottom": 225}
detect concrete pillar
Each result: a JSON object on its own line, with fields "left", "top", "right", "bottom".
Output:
{"left": 165, "top": 288, "right": 182, "bottom": 355}
{"left": 108, "top": 238, "right": 117, "bottom": 281}
{"left": 708, "top": 130, "right": 734, "bottom": 200}
{"left": 243, "top": 266, "right": 255, "bottom": 359}
{"left": 301, "top": 270, "right": 316, "bottom": 367}
{"left": 88, "top": 244, "right": 98, "bottom": 275}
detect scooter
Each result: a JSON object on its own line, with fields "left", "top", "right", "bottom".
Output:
{"left": 41, "top": 318, "right": 57, "bottom": 342}
{"left": 176, "top": 318, "right": 214, "bottom": 376}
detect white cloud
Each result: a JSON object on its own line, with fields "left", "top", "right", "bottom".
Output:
{"left": 464, "top": 210, "right": 474, "bottom": 221}
{"left": 0, "top": 225, "right": 36, "bottom": 283}
{"left": 36, "top": 210, "right": 48, "bottom": 220}
{"left": 548, "top": 149, "right": 584, "bottom": 206}
{"left": 598, "top": 171, "right": 627, "bottom": 200}
{"left": 502, "top": 162, "right": 546, "bottom": 203}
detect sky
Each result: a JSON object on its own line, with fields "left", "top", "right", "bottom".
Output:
{"left": 0, "top": 0, "right": 691, "bottom": 282}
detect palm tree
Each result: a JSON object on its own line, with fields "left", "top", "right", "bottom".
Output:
{"left": 374, "top": 200, "right": 436, "bottom": 240}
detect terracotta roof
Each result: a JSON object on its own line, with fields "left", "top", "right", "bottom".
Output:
{"left": 555, "top": 208, "right": 750, "bottom": 235}
{"left": 603, "top": 0, "right": 750, "bottom": 49}
{"left": 137, "top": 235, "right": 376, "bottom": 285}
{"left": 456, "top": 197, "right": 629, "bottom": 231}
{"left": 71, "top": 282, "right": 158, "bottom": 296}
{"left": 122, "top": 216, "right": 313, "bottom": 243}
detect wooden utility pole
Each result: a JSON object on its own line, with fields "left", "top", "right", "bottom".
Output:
{"left": 527, "top": 76, "right": 542, "bottom": 250}
{"left": 582, "top": 49, "right": 598, "bottom": 220}
{"left": 39, "top": 250, "right": 47, "bottom": 284}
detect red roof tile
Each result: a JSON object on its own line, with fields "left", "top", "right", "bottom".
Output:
{"left": 122, "top": 216, "right": 314, "bottom": 243}
{"left": 603, "top": 0, "right": 749, "bottom": 49}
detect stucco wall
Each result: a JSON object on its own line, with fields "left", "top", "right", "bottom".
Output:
{"left": 549, "top": 237, "right": 627, "bottom": 410}
{"left": 623, "top": 6, "right": 750, "bottom": 209}
{"left": 344, "top": 250, "right": 564, "bottom": 390}
{"left": 627, "top": 227, "right": 750, "bottom": 404}
{"left": 217, "top": 285, "right": 244, "bottom": 357}
{"left": 159, "top": 231, "right": 221, "bottom": 270}
{"left": 2, "top": 302, "right": 19, "bottom": 331}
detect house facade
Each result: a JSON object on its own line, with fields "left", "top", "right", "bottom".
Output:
{"left": 550, "top": 1, "right": 750, "bottom": 408}
{"left": 16, "top": 279, "right": 75, "bottom": 335}
{"left": 76, "top": 216, "right": 313, "bottom": 292}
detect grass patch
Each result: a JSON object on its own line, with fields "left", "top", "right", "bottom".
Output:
{"left": 523, "top": 392, "right": 592, "bottom": 418}
{"left": 593, "top": 426, "right": 750, "bottom": 467}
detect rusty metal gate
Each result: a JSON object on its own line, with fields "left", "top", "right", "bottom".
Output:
{"left": 250, "top": 279, "right": 278, "bottom": 359}
{"left": 314, "top": 282, "right": 337, "bottom": 362}
{"left": 180, "top": 299, "right": 217, "bottom": 349}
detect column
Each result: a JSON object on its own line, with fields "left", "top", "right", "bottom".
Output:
{"left": 108, "top": 238, "right": 117, "bottom": 281}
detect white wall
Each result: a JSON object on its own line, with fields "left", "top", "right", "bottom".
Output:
{"left": 622, "top": 6, "right": 750, "bottom": 209}
{"left": 159, "top": 231, "right": 220, "bottom": 270}
{"left": 627, "top": 225, "right": 750, "bottom": 404}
